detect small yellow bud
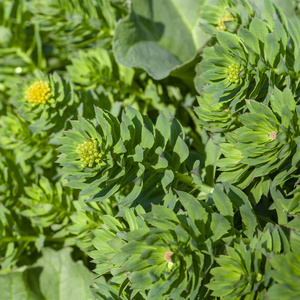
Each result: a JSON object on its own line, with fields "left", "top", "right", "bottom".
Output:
{"left": 225, "top": 63, "right": 243, "bottom": 84}
{"left": 76, "top": 139, "right": 102, "bottom": 168}
{"left": 25, "top": 81, "right": 51, "bottom": 106}
{"left": 216, "top": 10, "right": 234, "bottom": 31}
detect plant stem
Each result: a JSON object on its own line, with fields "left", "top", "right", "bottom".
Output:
{"left": 143, "top": 162, "right": 214, "bottom": 193}
{"left": 0, "top": 236, "right": 67, "bottom": 244}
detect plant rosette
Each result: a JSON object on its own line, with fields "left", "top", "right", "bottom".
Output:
{"left": 216, "top": 87, "right": 300, "bottom": 190}
{"left": 19, "top": 176, "right": 75, "bottom": 235}
{"left": 10, "top": 71, "right": 78, "bottom": 135}
{"left": 0, "top": 112, "right": 56, "bottom": 174}
{"left": 196, "top": 39, "right": 250, "bottom": 114}
{"left": 57, "top": 105, "right": 208, "bottom": 207}
{"left": 266, "top": 230, "right": 300, "bottom": 300}
{"left": 56, "top": 106, "right": 123, "bottom": 198}
{"left": 207, "top": 224, "right": 287, "bottom": 299}
{"left": 0, "top": 153, "right": 24, "bottom": 205}
{"left": 196, "top": 11, "right": 297, "bottom": 114}
{"left": 89, "top": 191, "right": 231, "bottom": 300}
{"left": 194, "top": 92, "right": 240, "bottom": 133}
{"left": 68, "top": 196, "right": 119, "bottom": 251}
{"left": 199, "top": 0, "right": 255, "bottom": 36}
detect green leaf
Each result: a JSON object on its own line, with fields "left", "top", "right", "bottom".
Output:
{"left": 34, "top": 248, "right": 94, "bottom": 300}
{"left": 216, "top": 31, "right": 244, "bottom": 56}
{"left": 129, "top": 269, "right": 153, "bottom": 289}
{"left": 124, "top": 207, "right": 139, "bottom": 231}
{"left": 161, "top": 169, "right": 174, "bottom": 194}
{"left": 141, "top": 124, "right": 154, "bottom": 149}
{"left": 152, "top": 147, "right": 169, "bottom": 170}
{"left": 266, "top": 284, "right": 300, "bottom": 300}
{"left": 175, "top": 224, "right": 190, "bottom": 243}
{"left": 78, "top": 116, "right": 98, "bottom": 138}
{"left": 205, "top": 137, "right": 221, "bottom": 186}
{"left": 113, "top": 0, "right": 209, "bottom": 80}
{"left": 212, "top": 184, "right": 234, "bottom": 218}
{"left": 152, "top": 204, "right": 178, "bottom": 223}
{"left": 0, "top": 270, "right": 41, "bottom": 300}
{"left": 211, "top": 213, "right": 231, "bottom": 242}
{"left": 35, "top": 235, "right": 46, "bottom": 252}
{"left": 0, "top": 248, "right": 95, "bottom": 300}
{"left": 155, "top": 112, "right": 170, "bottom": 149}
{"left": 264, "top": 33, "right": 279, "bottom": 66}
{"left": 249, "top": 17, "right": 269, "bottom": 43}
{"left": 238, "top": 27, "right": 260, "bottom": 54}
{"left": 176, "top": 190, "right": 208, "bottom": 222}
{"left": 240, "top": 203, "right": 257, "bottom": 238}
{"left": 123, "top": 255, "right": 149, "bottom": 273}
{"left": 172, "top": 135, "right": 189, "bottom": 170}
{"left": 122, "top": 241, "right": 156, "bottom": 255}
{"left": 270, "top": 187, "right": 288, "bottom": 225}
{"left": 239, "top": 113, "right": 274, "bottom": 132}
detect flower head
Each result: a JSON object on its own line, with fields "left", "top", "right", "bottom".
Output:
{"left": 76, "top": 138, "right": 102, "bottom": 168}
{"left": 216, "top": 10, "right": 234, "bottom": 31}
{"left": 224, "top": 63, "right": 243, "bottom": 84}
{"left": 25, "top": 81, "right": 51, "bottom": 106}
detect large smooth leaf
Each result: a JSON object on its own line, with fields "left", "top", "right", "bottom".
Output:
{"left": 0, "top": 270, "right": 41, "bottom": 300}
{"left": 0, "top": 248, "right": 95, "bottom": 300}
{"left": 113, "top": 0, "right": 211, "bottom": 80}
{"left": 35, "top": 247, "right": 95, "bottom": 300}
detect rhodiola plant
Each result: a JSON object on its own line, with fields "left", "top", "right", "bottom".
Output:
{"left": 57, "top": 105, "right": 213, "bottom": 209}
{"left": 1, "top": 0, "right": 300, "bottom": 299}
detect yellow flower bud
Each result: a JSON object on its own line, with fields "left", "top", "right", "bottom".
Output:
{"left": 76, "top": 139, "right": 102, "bottom": 168}
{"left": 25, "top": 81, "right": 51, "bottom": 106}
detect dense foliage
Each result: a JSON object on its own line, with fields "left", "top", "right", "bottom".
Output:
{"left": 1, "top": 0, "right": 300, "bottom": 299}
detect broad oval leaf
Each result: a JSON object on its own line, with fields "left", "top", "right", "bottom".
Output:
{"left": 113, "top": 0, "right": 210, "bottom": 80}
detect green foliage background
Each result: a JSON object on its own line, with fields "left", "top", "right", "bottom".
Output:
{"left": 1, "top": 0, "right": 300, "bottom": 299}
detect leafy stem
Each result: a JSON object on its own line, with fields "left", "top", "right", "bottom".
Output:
{"left": 143, "top": 162, "right": 213, "bottom": 194}
{"left": 0, "top": 235, "right": 67, "bottom": 244}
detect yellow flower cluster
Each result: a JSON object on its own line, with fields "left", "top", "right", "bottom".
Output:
{"left": 76, "top": 138, "right": 102, "bottom": 168}
{"left": 25, "top": 81, "right": 51, "bottom": 106}
{"left": 216, "top": 11, "right": 234, "bottom": 31}
{"left": 225, "top": 63, "right": 242, "bottom": 84}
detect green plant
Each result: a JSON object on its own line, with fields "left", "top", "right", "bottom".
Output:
{"left": 1, "top": 0, "right": 300, "bottom": 299}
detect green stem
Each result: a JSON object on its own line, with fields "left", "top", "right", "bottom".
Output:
{"left": 174, "top": 173, "right": 214, "bottom": 193}
{"left": 174, "top": 173, "right": 193, "bottom": 186}
{"left": 274, "top": 68, "right": 300, "bottom": 79}
{"left": 236, "top": 237, "right": 251, "bottom": 244}
{"left": 0, "top": 236, "right": 67, "bottom": 244}
{"left": 143, "top": 162, "right": 214, "bottom": 194}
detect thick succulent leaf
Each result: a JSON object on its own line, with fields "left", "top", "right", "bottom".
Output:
{"left": 113, "top": 0, "right": 210, "bottom": 80}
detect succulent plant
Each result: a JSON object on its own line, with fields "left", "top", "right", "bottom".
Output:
{"left": 89, "top": 191, "right": 234, "bottom": 299}
{"left": 207, "top": 224, "right": 288, "bottom": 299}
{"left": 11, "top": 71, "right": 78, "bottom": 135}
{"left": 215, "top": 87, "right": 300, "bottom": 190}
{"left": 199, "top": 0, "right": 255, "bottom": 35}
{"left": 57, "top": 105, "right": 211, "bottom": 207}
